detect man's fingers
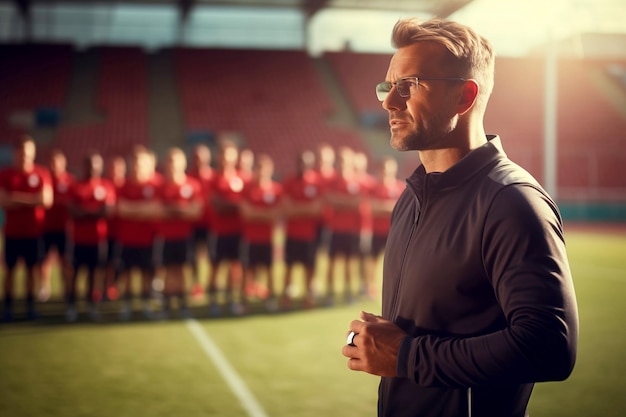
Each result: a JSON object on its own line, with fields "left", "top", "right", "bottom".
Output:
{"left": 342, "top": 344, "right": 359, "bottom": 358}
{"left": 360, "top": 311, "right": 381, "bottom": 322}
{"left": 349, "top": 319, "right": 365, "bottom": 332}
{"left": 347, "top": 358, "right": 362, "bottom": 371}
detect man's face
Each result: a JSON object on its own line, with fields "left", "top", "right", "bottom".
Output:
{"left": 193, "top": 146, "right": 210, "bottom": 168}
{"left": 131, "top": 153, "right": 150, "bottom": 180}
{"left": 50, "top": 153, "right": 67, "bottom": 174}
{"left": 87, "top": 155, "right": 103, "bottom": 179}
{"left": 166, "top": 152, "right": 186, "bottom": 177}
{"left": 382, "top": 42, "right": 462, "bottom": 152}
{"left": 221, "top": 146, "right": 239, "bottom": 169}
{"left": 15, "top": 141, "right": 36, "bottom": 168}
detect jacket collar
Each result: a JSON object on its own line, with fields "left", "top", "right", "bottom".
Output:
{"left": 406, "top": 135, "right": 504, "bottom": 197}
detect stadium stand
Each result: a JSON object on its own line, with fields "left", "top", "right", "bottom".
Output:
{"left": 557, "top": 58, "right": 626, "bottom": 198}
{"left": 174, "top": 48, "right": 367, "bottom": 176}
{"left": 323, "top": 51, "right": 391, "bottom": 126}
{"left": 0, "top": 43, "right": 73, "bottom": 145}
{"left": 55, "top": 46, "right": 149, "bottom": 172}
{"left": 0, "top": 44, "right": 624, "bottom": 204}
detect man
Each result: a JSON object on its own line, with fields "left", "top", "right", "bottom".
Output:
{"left": 103, "top": 155, "right": 126, "bottom": 301}
{"left": 41, "top": 149, "right": 75, "bottom": 302}
{"left": 238, "top": 153, "right": 282, "bottom": 314}
{"left": 353, "top": 151, "right": 377, "bottom": 299}
{"left": 186, "top": 144, "right": 214, "bottom": 299}
{"left": 67, "top": 152, "right": 116, "bottom": 322}
{"left": 206, "top": 139, "right": 245, "bottom": 316}
{"left": 0, "top": 135, "right": 53, "bottom": 321}
{"left": 314, "top": 143, "right": 336, "bottom": 289}
{"left": 156, "top": 148, "right": 202, "bottom": 319}
{"left": 116, "top": 146, "right": 161, "bottom": 320}
{"left": 342, "top": 19, "right": 578, "bottom": 417}
{"left": 325, "top": 147, "right": 363, "bottom": 305}
{"left": 280, "top": 150, "right": 323, "bottom": 309}
{"left": 363, "top": 156, "right": 404, "bottom": 299}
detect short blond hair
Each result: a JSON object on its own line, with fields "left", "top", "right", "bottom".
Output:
{"left": 391, "top": 18, "right": 495, "bottom": 110}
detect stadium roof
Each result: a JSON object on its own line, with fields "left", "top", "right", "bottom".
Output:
{"left": 2, "top": 0, "right": 625, "bottom": 57}
{"left": 5, "top": 0, "right": 475, "bottom": 19}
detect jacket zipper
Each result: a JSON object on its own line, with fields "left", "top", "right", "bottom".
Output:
{"left": 381, "top": 187, "right": 421, "bottom": 417}
{"left": 389, "top": 183, "right": 421, "bottom": 320}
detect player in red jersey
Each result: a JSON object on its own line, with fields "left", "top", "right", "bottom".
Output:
{"left": 156, "top": 148, "right": 202, "bottom": 319}
{"left": 314, "top": 143, "right": 337, "bottom": 292}
{"left": 238, "top": 154, "right": 283, "bottom": 314}
{"left": 353, "top": 151, "right": 378, "bottom": 299}
{"left": 66, "top": 152, "right": 116, "bottom": 322}
{"left": 280, "top": 150, "right": 323, "bottom": 309}
{"left": 315, "top": 142, "right": 336, "bottom": 244}
{"left": 366, "top": 156, "right": 405, "bottom": 296}
{"left": 40, "top": 149, "right": 75, "bottom": 302}
{"left": 116, "top": 146, "right": 162, "bottom": 320}
{"left": 102, "top": 155, "right": 126, "bottom": 301}
{"left": 186, "top": 144, "right": 214, "bottom": 299}
{"left": 325, "top": 147, "right": 364, "bottom": 305}
{"left": 0, "top": 135, "right": 53, "bottom": 321}
{"left": 206, "top": 139, "right": 245, "bottom": 316}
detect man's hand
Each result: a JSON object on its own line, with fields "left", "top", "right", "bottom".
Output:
{"left": 341, "top": 311, "right": 407, "bottom": 377}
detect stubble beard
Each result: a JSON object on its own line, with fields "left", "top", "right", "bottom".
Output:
{"left": 389, "top": 117, "right": 456, "bottom": 152}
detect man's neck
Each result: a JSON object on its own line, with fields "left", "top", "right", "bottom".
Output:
{"left": 419, "top": 128, "right": 487, "bottom": 173}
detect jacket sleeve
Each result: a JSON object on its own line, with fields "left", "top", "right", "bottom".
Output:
{"left": 396, "top": 184, "right": 579, "bottom": 387}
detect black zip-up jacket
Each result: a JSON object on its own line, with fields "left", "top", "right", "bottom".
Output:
{"left": 378, "top": 136, "right": 578, "bottom": 417}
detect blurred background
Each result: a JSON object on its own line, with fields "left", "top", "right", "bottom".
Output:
{"left": 1, "top": 0, "right": 625, "bottom": 218}
{"left": 1, "top": 2, "right": 626, "bottom": 417}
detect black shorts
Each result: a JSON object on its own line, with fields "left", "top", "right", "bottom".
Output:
{"left": 43, "top": 231, "right": 68, "bottom": 257}
{"left": 284, "top": 238, "right": 317, "bottom": 267}
{"left": 241, "top": 241, "right": 273, "bottom": 268}
{"left": 209, "top": 233, "right": 241, "bottom": 263}
{"left": 3, "top": 237, "right": 44, "bottom": 269}
{"left": 316, "top": 225, "right": 331, "bottom": 250}
{"left": 161, "top": 239, "right": 192, "bottom": 266}
{"left": 71, "top": 242, "right": 107, "bottom": 269}
{"left": 106, "top": 238, "right": 117, "bottom": 264}
{"left": 192, "top": 227, "right": 210, "bottom": 245}
{"left": 371, "top": 234, "right": 388, "bottom": 257}
{"left": 117, "top": 245, "right": 155, "bottom": 272}
{"left": 329, "top": 232, "right": 360, "bottom": 257}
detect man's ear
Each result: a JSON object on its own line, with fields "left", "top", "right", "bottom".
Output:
{"left": 457, "top": 79, "right": 479, "bottom": 115}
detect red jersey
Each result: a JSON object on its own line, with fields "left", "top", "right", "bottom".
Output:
{"left": 116, "top": 178, "right": 159, "bottom": 247}
{"left": 157, "top": 176, "right": 203, "bottom": 240}
{"left": 0, "top": 164, "right": 51, "bottom": 238}
{"left": 44, "top": 171, "right": 75, "bottom": 233}
{"left": 241, "top": 181, "right": 283, "bottom": 244}
{"left": 71, "top": 178, "right": 116, "bottom": 245}
{"left": 107, "top": 179, "right": 125, "bottom": 240}
{"left": 282, "top": 171, "right": 323, "bottom": 241}
{"left": 328, "top": 176, "right": 362, "bottom": 234}
{"left": 187, "top": 166, "right": 213, "bottom": 229}
{"left": 371, "top": 178, "right": 405, "bottom": 235}
{"left": 209, "top": 172, "right": 245, "bottom": 235}
{"left": 316, "top": 168, "right": 336, "bottom": 228}
{"left": 358, "top": 173, "right": 377, "bottom": 233}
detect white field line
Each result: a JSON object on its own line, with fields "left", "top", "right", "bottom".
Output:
{"left": 573, "top": 263, "right": 626, "bottom": 283}
{"left": 185, "top": 318, "right": 269, "bottom": 417}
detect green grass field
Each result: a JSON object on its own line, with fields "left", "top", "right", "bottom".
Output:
{"left": 1, "top": 228, "right": 625, "bottom": 417}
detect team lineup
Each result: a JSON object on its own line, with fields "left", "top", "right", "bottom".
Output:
{"left": 0, "top": 134, "right": 404, "bottom": 322}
